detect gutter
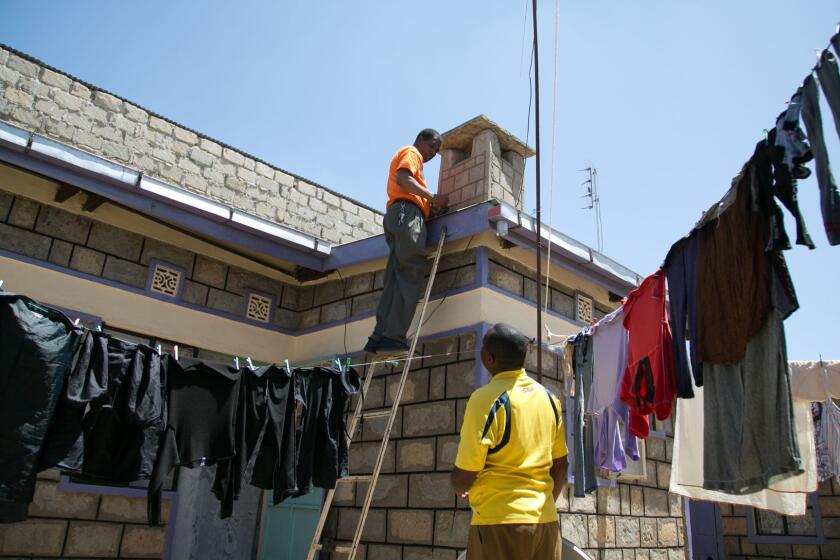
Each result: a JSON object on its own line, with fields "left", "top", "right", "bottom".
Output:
{"left": 487, "top": 201, "right": 641, "bottom": 293}
{"left": 0, "top": 122, "right": 331, "bottom": 265}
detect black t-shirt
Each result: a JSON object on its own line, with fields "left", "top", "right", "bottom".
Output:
{"left": 148, "top": 356, "right": 240, "bottom": 525}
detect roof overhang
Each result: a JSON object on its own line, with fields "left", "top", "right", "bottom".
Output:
{"left": 0, "top": 121, "right": 640, "bottom": 292}
{"left": 488, "top": 202, "right": 641, "bottom": 294}
{"left": 0, "top": 122, "right": 330, "bottom": 271}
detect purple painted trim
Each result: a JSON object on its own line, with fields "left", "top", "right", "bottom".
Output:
{"left": 242, "top": 288, "right": 277, "bottom": 326}
{"left": 293, "top": 277, "right": 482, "bottom": 336}
{"left": 0, "top": 145, "right": 326, "bottom": 270}
{"left": 474, "top": 246, "right": 489, "bottom": 288}
{"left": 58, "top": 474, "right": 176, "bottom": 500}
{"left": 488, "top": 206, "right": 635, "bottom": 296}
{"left": 475, "top": 322, "right": 490, "bottom": 387}
{"left": 0, "top": 248, "right": 297, "bottom": 336}
{"left": 746, "top": 492, "right": 825, "bottom": 545}
{"left": 48, "top": 305, "right": 102, "bottom": 329}
{"left": 164, "top": 492, "right": 179, "bottom": 560}
{"left": 324, "top": 202, "right": 495, "bottom": 270}
{"left": 484, "top": 283, "right": 588, "bottom": 329}
{"left": 0, "top": 248, "right": 486, "bottom": 341}
{"left": 145, "top": 258, "right": 187, "bottom": 301}
{"left": 683, "top": 497, "right": 695, "bottom": 560}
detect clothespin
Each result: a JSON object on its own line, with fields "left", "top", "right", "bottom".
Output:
{"left": 284, "top": 359, "right": 292, "bottom": 377}
{"left": 333, "top": 355, "right": 344, "bottom": 373}
{"left": 345, "top": 356, "right": 352, "bottom": 371}
{"left": 0, "top": 279, "right": 4, "bottom": 290}
{"left": 233, "top": 356, "right": 240, "bottom": 369}
{"left": 173, "top": 345, "right": 179, "bottom": 361}
{"left": 246, "top": 357, "right": 254, "bottom": 369}
{"left": 156, "top": 344, "right": 162, "bottom": 355}
{"left": 72, "top": 318, "right": 80, "bottom": 326}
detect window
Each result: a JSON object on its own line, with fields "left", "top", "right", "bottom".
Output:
{"left": 747, "top": 493, "right": 824, "bottom": 545}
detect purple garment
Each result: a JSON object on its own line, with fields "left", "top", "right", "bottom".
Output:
{"left": 587, "top": 308, "right": 640, "bottom": 472}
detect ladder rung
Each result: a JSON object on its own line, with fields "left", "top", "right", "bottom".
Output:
{"left": 314, "top": 544, "right": 353, "bottom": 553}
{"left": 339, "top": 475, "right": 372, "bottom": 483}
{"left": 361, "top": 409, "right": 391, "bottom": 419}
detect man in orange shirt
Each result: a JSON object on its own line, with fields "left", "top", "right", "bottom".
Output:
{"left": 364, "top": 129, "right": 447, "bottom": 353}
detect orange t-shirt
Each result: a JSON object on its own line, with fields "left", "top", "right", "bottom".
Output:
{"left": 386, "top": 146, "right": 431, "bottom": 219}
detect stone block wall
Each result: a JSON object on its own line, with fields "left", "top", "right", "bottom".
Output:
{"left": 0, "top": 45, "right": 382, "bottom": 244}
{"left": 294, "top": 248, "right": 478, "bottom": 332}
{"left": 486, "top": 249, "right": 610, "bottom": 323}
{"left": 322, "top": 329, "right": 482, "bottom": 559}
{"left": 0, "top": 188, "right": 306, "bottom": 329}
{"left": 321, "top": 328, "right": 687, "bottom": 560}
{"left": 719, "top": 478, "right": 840, "bottom": 559}
{"left": 0, "top": 470, "right": 171, "bottom": 559}
{"left": 557, "top": 434, "right": 687, "bottom": 560}
{"left": 438, "top": 128, "right": 526, "bottom": 213}
{"left": 0, "top": 188, "right": 479, "bottom": 337}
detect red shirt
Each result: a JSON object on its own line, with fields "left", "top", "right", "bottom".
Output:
{"left": 619, "top": 270, "right": 676, "bottom": 438}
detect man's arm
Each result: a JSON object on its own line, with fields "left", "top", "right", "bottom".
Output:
{"left": 550, "top": 457, "right": 568, "bottom": 501}
{"left": 396, "top": 169, "right": 434, "bottom": 200}
{"left": 451, "top": 466, "right": 479, "bottom": 499}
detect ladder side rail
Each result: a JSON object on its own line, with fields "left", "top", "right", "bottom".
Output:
{"left": 347, "top": 228, "right": 448, "bottom": 559}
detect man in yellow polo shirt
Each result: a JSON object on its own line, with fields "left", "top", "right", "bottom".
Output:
{"left": 451, "top": 323, "right": 568, "bottom": 559}
{"left": 364, "top": 129, "right": 447, "bottom": 354}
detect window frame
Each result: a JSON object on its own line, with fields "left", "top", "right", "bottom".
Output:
{"left": 746, "top": 492, "right": 825, "bottom": 545}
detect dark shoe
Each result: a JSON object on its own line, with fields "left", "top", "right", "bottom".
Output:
{"left": 363, "top": 337, "right": 380, "bottom": 354}
{"left": 374, "top": 337, "right": 409, "bottom": 353}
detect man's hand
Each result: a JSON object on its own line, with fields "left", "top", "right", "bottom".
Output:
{"left": 432, "top": 193, "right": 449, "bottom": 209}
{"left": 550, "top": 456, "right": 569, "bottom": 501}
{"left": 451, "top": 466, "right": 479, "bottom": 498}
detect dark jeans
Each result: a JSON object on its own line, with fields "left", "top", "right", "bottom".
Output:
{"left": 0, "top": 293, "right": 79, "bottom": 522}
{"left": 571, "top": 333, "right": 597, "bottom": 497}
{"left": 287, "top": 366, "right": 360, "bottom": 501}
{"left": 802, "top": 74, "right": 840, "bottom": 245}
{"left": 371, "top": 200, "right": 428, "bottom": 342}
{"left": 663, "top": 235, "right": 702, "bottom": 395}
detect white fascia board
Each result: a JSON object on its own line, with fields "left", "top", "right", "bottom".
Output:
{"left": 590, "top": 251, "right": 641, "bottom": 287}
{"left": 231, "top": 210, "right": 331, "bottom": 254}
{"left": 139, "top": 176, "right": 231, "bottom": 220}
{"left": 30, "top": 136, "right": 140, "bottom": 186}
{"left": 0, "top": 122, "right": 29, "bottom": 149}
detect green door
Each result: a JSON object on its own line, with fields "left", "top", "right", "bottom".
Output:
{"left": 259, "top": 489, "right": 324, "bottom": 559}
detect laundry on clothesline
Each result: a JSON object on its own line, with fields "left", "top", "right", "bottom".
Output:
{"left": 0, "top": 289, "right": 361, "bottom": 526}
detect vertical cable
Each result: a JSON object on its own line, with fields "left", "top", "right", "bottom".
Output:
{"left": 544, "top": 0, "right": 561, "bottom": 313}
{"left": 532, "top": 0, "right": 543, "bottom": 383}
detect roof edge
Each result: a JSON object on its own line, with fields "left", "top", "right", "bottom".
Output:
{"left": 0, "top": 43, "right": 383, "bottom": 217}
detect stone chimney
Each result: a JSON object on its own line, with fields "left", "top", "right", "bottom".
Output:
{"left": 437, "top": 115, "right": 535, "bottom": 212}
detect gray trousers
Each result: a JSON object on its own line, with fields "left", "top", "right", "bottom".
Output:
{"left": 702, "top": 309, "right": 802, "bottom": 495}
{"left": 802, "top": 74, "right": 840, "bottom": 245}
{"left": 371, "top": 200, "right": 427, "bottom": 342}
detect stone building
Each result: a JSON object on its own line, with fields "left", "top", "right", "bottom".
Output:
{"left": 0, "top": 44, "right": 834, "bottom": 560}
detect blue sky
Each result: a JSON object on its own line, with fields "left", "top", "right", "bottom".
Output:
{"left": 1, "top": 1, "right": 837, "bottom": 359}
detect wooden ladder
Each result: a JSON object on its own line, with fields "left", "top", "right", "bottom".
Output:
{"left": 307, "top": 227, "right": 448, "bottom": 560}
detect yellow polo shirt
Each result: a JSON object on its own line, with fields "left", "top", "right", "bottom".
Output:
{"left": 454, "top": 369, "right": 567, "bottom": 525}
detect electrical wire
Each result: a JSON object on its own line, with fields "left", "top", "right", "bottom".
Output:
{"left": 335, "top": 268, "right": 350, "bottom": 360}
{"left": 413, "top": 234, "right": 475, "bottom": 334}
{"left": 543, "top": 0, "right": 561, "bottom": 313}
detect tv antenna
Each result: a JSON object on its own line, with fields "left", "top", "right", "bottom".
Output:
{"left": 580, "top": 167, "right": 604, "bottom": 252}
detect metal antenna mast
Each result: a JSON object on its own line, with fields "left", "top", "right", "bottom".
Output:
{"left": 580, "top": 167, "right": 604, "bottom": 252}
